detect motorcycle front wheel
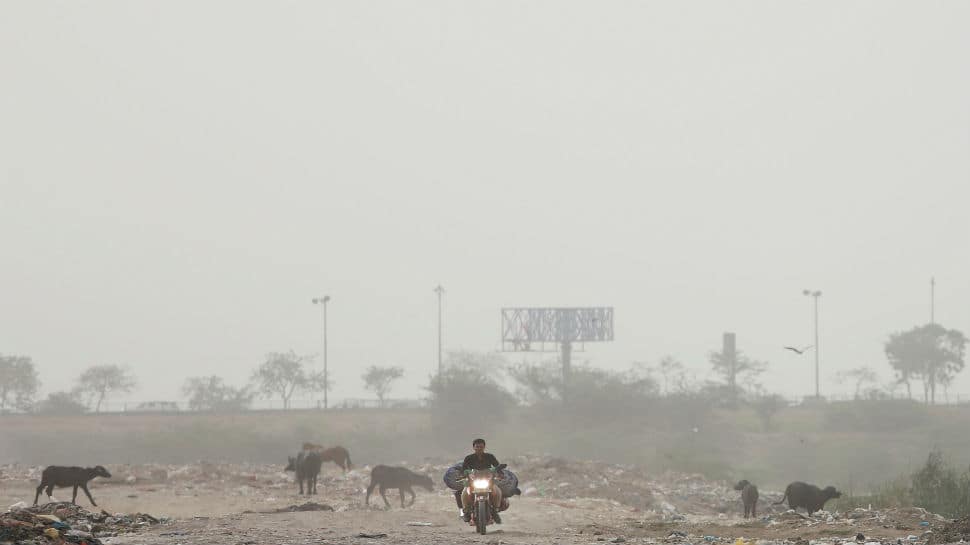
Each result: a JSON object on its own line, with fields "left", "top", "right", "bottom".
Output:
{"left": 476, "top": 501, "right": 489, "bottom": 534}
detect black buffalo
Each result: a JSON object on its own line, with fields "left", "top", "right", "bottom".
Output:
{"left": 774, "top": 481, "right": 841, "bottom": 515}
{"left": 734, "top": 479, "right": 759, "bottom": 518}
{"left": 34, "top": 465, "right": 112, "bottom": 507}
{"left": 365, "top": 465, "right": 433, "bottom": 508}
{"left": 285, "top": 451, "right": 323, "bottom": 495}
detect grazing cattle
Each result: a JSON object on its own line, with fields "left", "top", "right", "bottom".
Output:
{"left": 285, "top": 451, "right": 323, "bottom": 495}
{"left": 302, "top": 443, "right": 353, "bottom": 472}
{"left": 734, "top": 479, "right": 759, "bottom": 518}
{"left": 365, "top": 465, "right": 433, "bottom": 508}
{"left": 774, "top": 481, "right": 841, "bottom": 515}
{"left": 34, "top": 465, "right": 112, "bottom": 507}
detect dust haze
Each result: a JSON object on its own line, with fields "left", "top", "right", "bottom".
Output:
{"left": 2, "top": 2, "right": 970, "bottom": 538}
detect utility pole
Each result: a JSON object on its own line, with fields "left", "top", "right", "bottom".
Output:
{"left": 931, "top": 277, "right": 936, "bottom": 324}
{"left": 312, "top": 296, "right": 331, "bottom": 409}
{"left": 434, "top": 284, "right": 444, "bottom": 376}
{"left": 803, "top": 289, "right": 822, "bottom": 399}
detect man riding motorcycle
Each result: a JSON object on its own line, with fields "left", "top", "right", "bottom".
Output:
{"left": 461, "top": 438, "right": 505, "bottom": 524}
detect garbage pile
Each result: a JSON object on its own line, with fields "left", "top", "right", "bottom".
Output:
{"left": 1, "top": 457, "right": 746, "bottom": 516}
{"left": 0, "top": 459, "right": 956, "bottom": 545}
{"left": 1, "top": 502, "right": 163, "bottom": 545}
{"left": 928, "top": 514, "right": 970, "bottom": 544}
{"left": 502, "top": 455, "right": 745, "bottom": 516}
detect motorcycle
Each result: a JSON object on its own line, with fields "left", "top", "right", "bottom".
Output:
{"left": 462, "top": 463, "right": 507, "bottom": 535}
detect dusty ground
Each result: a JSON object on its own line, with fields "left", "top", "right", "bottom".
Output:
{"left": 0, "top": 459, "right": 951, "bottom": 545}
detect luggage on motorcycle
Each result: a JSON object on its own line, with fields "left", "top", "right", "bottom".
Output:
{"left": 495, "top": 469, "right": 519, "bottom": 497}
{"left": 442, "top": 461, "right": 519, "bottom": 497}
{"left": 443, "top": 462, "right": 464, "bottom": 491}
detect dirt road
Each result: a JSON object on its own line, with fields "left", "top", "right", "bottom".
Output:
{"left": 0, "top": 462, "right": 946, "bottom": 545}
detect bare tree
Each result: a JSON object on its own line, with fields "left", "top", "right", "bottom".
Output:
{"left": 837, "top": 366, "right": 879, "bottom": 399}
{"left": 77, "top": 364, "right": 136, "bottom": 412}
{"left": 708, "top": 349, "right": 767, "bottom": 406}
{"left": 251, "top": 351, "right": 324, "bottom": 409}
{"left": 361, "top": 366, "right": 404, "bottom": 408}
{"left": 653, "top": 355, "right": 687, "bottom": 395}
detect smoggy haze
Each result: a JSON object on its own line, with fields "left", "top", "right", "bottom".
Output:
{"left": 1, "top": 2, "right": 968, "bottom": 405}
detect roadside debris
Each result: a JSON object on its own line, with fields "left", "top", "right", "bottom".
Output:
{"left": 1, "top": 501, "right": 163, "bottom": 544}
{"left": 272, "top": 502, "right": 334, "bottom": 513}
{"left": 0, "top": 460, "right": 957, "bottom": 545}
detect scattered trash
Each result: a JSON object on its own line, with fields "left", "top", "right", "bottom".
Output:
{"left": 357, "top": 532, "right": 387, "bottom": 538}
{"left": 0, "top": 459, "right": 956, "bottom": 545}
{"left": 272, "top": 502, "right": 334, "bottom": 513}
{"left": 0, "top": 501, "right": 163, "bottom": 545}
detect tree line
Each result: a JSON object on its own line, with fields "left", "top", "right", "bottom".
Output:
{"left": 0, "top": 351, "right": 406, "bottom": 414}
{"left": 1, "top": 319, "right": 964, "bottom": 415}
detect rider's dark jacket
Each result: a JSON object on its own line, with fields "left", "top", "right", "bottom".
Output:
{"left": 462, "top": 452, "right": 501, "bottom": 472}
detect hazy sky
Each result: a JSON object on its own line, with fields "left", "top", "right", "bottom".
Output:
{"left": 2, "top": 2, "right": 968, "bottom": 406}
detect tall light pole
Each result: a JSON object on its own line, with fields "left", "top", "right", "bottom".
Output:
{"left": 930, "top": 277, "right": 935, "bottom": 324}
{"left": 434, "top": 284, "right": 444, "bottom": 377}
{"left": 802, "top": 289, "right": 822, "bottom": 399}
{"left": 312, "top": 295, "right": 331, "bottom": 409}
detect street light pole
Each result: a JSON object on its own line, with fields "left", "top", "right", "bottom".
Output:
{"left": 802, "top": 289, "right": 822, "bottom": 398}
{"left": 434, "top": 284, "right": 444, "bottom": 377}
{"left": 312, "top": 295, "right": 331, "bottom": 409}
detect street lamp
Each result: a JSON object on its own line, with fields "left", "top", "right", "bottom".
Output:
{"left": 312, "top": 295, "right": 331, "bottom": 409}
{"left": 802, "top": 289, "right": 822, "bottom": 399}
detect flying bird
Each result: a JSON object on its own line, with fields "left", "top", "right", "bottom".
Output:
{"left": 784, "top": 345, "right": 814, "bottom": 355}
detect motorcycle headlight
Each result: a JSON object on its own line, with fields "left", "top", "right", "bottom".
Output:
{"left": 472, "top": 478, "right": 490, "bottom": 490}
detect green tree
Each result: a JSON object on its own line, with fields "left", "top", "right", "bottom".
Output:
{"left": 708, "top": 349, "right": 767, "bottom": 406}
{"left": 509, "top": 360, "right": 657, "bottom": 420}
{"left": 885, "top": 324, "right": 967, "bottom": 404}
{"left": 427, "top": 351, "right": 514, "bottom": 438}
{"left": 77, "top": 364, "right": 136, "bottom": 412}
{"left": 507, "top": 359, "right": 560, "bottom": 404}
{"left": 910, "top": 449, "right": 965, "bottom": 517}
{"left": 183, "top": 375, "right": 254, "bottom": 411}
{"left": 0, "top": 354, "right": 40, "bottom": 412}
{"left": 566, "top": 364, "right": 658, "bottom": 421}
{"left": 361, "top": 366, "right": 404, "bottom": 408}
{"left": 752, "top": 393, "right": 787, "bottom": 431}
{"left": 33, "top": 391, "right": 88, "bottom": 415}
{"left": 251, "top": 350, "right": 324, "bottom": 409}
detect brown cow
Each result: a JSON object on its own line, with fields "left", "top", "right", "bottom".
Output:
{"left": 302, "top": 443, "right": 353, "bottom": 472}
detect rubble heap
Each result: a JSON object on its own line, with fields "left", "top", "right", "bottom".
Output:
{"left": 1, "top": 502, "right": 163, "bottom": 545}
